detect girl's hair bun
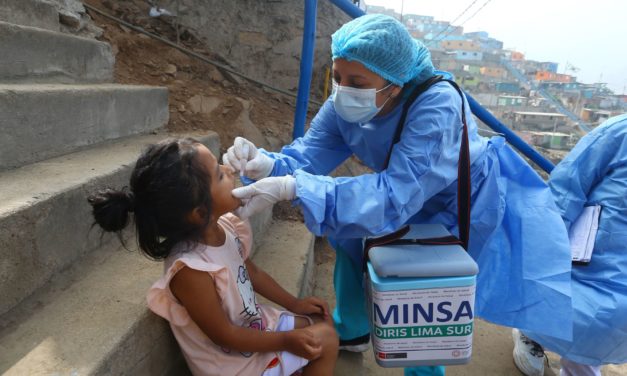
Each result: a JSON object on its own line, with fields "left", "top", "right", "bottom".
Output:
{"left": 87, "top": 188, "right": 134, "bottom": 232}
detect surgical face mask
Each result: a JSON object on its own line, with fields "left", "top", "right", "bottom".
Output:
{"left": 332, "top": 82, "right": 393, "bottom": 123}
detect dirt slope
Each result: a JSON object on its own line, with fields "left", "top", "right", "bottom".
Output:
{"left": 85, "top": 0, "right": 320, "bottom": 154}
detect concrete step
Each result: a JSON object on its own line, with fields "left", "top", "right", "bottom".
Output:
{"left": 0, "top": 239, "right": 179, "bottom": 376}
{"left": 0, "top": 84, "right": 168, "bottom": 170}
{"left": 0, "top": 132, "right": 219, "bottom": 317}
{"left": 0, "top": 0, "right": 59, "bottom": 32}
{"left": 0, "top": 213, "right": 293, "bottom": 375}
{"left": 0, "top": 21, "right": 113, "bottom": 83}
{"left": 252, "top": 219, "right": 316, "bottom": 301}
{"left": 249, "top": 206, "right": 273, "bottom": 256}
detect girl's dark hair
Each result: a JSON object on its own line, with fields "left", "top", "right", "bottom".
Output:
{"left": 88, "top": 138, "right": 212, "bottom": 260}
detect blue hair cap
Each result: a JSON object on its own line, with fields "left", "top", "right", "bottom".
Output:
{"left": 331, "top": 14, "right": 435, "bottom": 86}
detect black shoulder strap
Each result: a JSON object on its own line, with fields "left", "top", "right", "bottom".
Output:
{"left": 446, "top": 79, "right": 471, "bottom": 252}
{"left": 378, "top": 76, "right": 471, "bottom": 252}
{"left": 383, "top": 75, "right": 444, "bottom": 168}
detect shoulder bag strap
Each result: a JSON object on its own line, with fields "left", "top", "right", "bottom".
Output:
{"left": 376, "top": 77, "right": 471, "bottom": 251}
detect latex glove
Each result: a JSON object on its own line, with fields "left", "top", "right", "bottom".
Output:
{"left": 231, "top": 176, "right": 296, "bottom": 219}
{"left": 222, "top": 137, "right": 274, "bottom": 180}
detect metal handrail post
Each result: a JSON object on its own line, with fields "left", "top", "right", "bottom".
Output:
{"left": 293, "top": 0, "right": 318, "bottom": 139}
{"left": 465, "top": 93, "right": 555, "bottom": 173}
{"left": 293, "top": 0, "right": 363, "bottom": 139}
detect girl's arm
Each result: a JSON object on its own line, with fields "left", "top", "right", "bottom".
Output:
{"left": 245, "top": 259, "right": 329, "bottom": 318}
{"left": 170, "top": 266, "right": 321, "bottom": 359}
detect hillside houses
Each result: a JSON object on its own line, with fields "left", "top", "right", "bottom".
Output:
{"left": 367, "top": 4, "right": 626, "bottom": 150}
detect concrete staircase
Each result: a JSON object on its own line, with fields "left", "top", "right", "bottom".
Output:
{"left": 0, "top": 0, "right": 315, "bottom": 374}
{"left": 0, "top": 21, "right": 114, "bottom": 84}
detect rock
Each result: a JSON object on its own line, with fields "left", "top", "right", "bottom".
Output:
{"left": 231, "top": 106, "right": 268, "bottom": 149}
{"left": 177, "top": 104, "right": 186, "bottom": 113}
{"left": 50, "top": 0, "right": 88, "bottom": 31}
{"left": 164, "top": 64, "right": 177, "bottom": 75}
{"left": 59, "top": 11, "right": 83, "bottom": 30}
{"left": 235, "top": 97, "right": 251, "bottom": 111}
{"left": 207, "top": 67, "right": 223, "bottom": 82}
{"left": 82, "top": 22, "right": 104, "bottom": 39}
{"left": 187, "top": 95, "right": 222, "bottom": 115}
{"left": 221, "top": 80, "right": 232, "bottom": 88}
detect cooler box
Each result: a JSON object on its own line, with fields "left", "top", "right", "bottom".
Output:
{"left": 366, "top": 224, "right": 479, "bottom": 368}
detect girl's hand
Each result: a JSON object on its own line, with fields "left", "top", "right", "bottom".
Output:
{"left": 290, "top": 297, "right": 330, "bottom": 318}
{"left": 284, "top": 329, "right": 322, "bottom": 360}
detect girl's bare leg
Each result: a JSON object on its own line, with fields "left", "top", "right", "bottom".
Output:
{"left": 294, "top": 315, "right": 339, "bottom": 376}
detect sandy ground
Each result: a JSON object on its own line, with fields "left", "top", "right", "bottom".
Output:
{"left": 312, "top": 238, "right": 627, "bottom": 376}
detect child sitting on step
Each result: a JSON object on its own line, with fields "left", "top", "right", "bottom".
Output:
{"left": 87, "top": 138, "right": 338, "bottom": 376}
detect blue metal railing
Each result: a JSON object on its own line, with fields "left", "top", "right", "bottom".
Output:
{"left": 294, "top": 0, "right": 556, "bottom": 173}
{"left": 293, "top": 0, "right": 318, "bottom": 139}
{"left": 465, "top": 95, "right": 556, "bottom": 173}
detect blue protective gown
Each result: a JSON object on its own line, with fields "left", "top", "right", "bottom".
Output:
{"left": 262, "top": 81, "right": 573, "bottom": 344}
{"left": 526, "top": 114, "right": 627, "bottom": 366}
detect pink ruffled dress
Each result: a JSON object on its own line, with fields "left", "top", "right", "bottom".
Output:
{"left": 147, "top": 214, "right": 287, "bottom": 375}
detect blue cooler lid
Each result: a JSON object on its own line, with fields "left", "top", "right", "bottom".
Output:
{"left": 368, "top": 224, "right": 479, "bottom": 278}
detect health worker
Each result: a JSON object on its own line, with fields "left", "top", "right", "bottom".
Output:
{"left": 513, "top": 114, "right": 627, "bottom": 376}
{"left": 225, "top": 14, "right": 573, "bottom": 376}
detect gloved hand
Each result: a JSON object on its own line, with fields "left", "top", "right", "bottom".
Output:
{"left": 231, "top": 176, "right": 296, "bottom": 219}
{"left": 222, "top": 137, "right": 274, "bottom": 180}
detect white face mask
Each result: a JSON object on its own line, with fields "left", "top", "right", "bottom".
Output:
{"left": 332, "top": 82, "right": 393, "bottom": 123}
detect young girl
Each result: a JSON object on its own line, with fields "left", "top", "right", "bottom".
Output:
{"left": 88, "top": 138, "right": 338, "bottom": 376}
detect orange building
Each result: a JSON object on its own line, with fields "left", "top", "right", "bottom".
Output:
{"left": 510, "top": 51, "right": 525, "bottom": 61}
{"left": 535, "top": 71, "right": 574, "bottom": 83}
{"left": 480, "top": 66, "right": 507, "bottom": 78}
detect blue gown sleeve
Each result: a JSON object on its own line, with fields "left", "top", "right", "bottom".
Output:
{"left": 261, "top": 99, "right": 353, "bottom": 177}
{"left": 294, "top": 86, "right": 465, "bottom": 238}
{"left": 549, "top": 126, "right": 621, "bottom": 229}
